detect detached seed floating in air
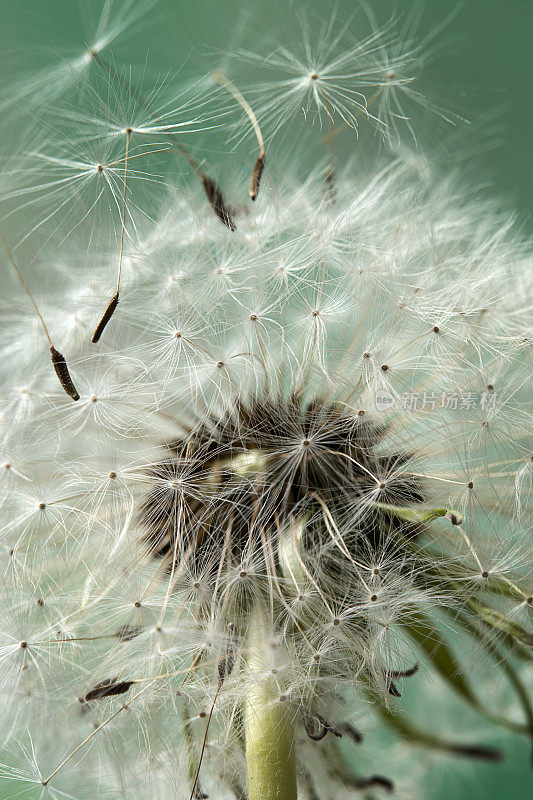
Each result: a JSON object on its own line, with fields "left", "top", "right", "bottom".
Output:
{"left": 213, "top": 71, "right": 266, "bottom": 201}
{"left": 1, "top": 233, "right": 80, "bottom": 401}
{"left": 92, "top": 127, "right": 131, "bottom": 343}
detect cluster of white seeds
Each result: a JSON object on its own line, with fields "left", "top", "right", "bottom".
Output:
{"left": 0, "top": 3, "right": 531, "bottom": 799}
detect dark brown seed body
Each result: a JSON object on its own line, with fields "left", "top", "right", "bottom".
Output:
{"left": 324, "top": 165, "right": 337, "bottom": 206}
{"left": 115, "top": 625, "right": 142, "bottom": 641}
{"left": 304, "top": 717, "right": 328, "bottom": 742}
{"left": 218, "top": 624, "right": 239, "bottom": 682}
{"left": 249, "top": 154, "right": 265, "bottom": 201}
{"left": 451, "top": 745, "right": 503, "bottom": 762}
{"left": 339, "top": 722, "right": 363, "bottom": 743}
{"left": 357, "top": 776, "right": 394, "bottom": 793}
{"left": 305, "top": 713, "right": 343, "bottom": 741}
{"left": 390, "top": 663, "right": 419, "bottom": 679}
{"left": 50, "top": 346, "right": 80, "bottom": 401}
{"left": 83, "top": 677, "right": 134, "bottom": 702}
{"left": 201, "top": 176, "right": 236, "bottom": 231}
{"left": 92, "top": 291, "right": 119, "bottom": 343}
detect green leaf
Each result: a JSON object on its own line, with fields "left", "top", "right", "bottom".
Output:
{"left": 467, "top": 600, "right": 533, "bottom": 649}
{"left": 402, "top": 612, "right": 529, "bottom": 737}
{"left": 370, "top": 695, "right": 503, "bottom": 762}
{"left": 401, "top": 613, "right": 480, "bottom": 707}
{"left": 451, "top": 609, "right": 533, "bottom": 755}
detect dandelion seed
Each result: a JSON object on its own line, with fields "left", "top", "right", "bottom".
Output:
{"left": 213, "top": 71, "right": 266, "bottom": 201}
{"left": 200, "top": 175, "right": 237, "bottom": 230}
{"left": 304, "top": 713, "right": 343, "bottom": 741}
{"left": 49, "top": 346, "right": 81, "bottom": 401}
{"left": 86, "top": 54, "right": 237, "bottom": 229}
{"left": 1, "top": 234, "right": 79, "bottom": 400}
{"left": 231, "top": 10, "right": 391, "bottom": 140}
{"left": 91, "top": 125, "right": 131, "bottom": 343}
{"left": 189, "top": 625, "right": 240, "bottom": 800}
{"left": 390, "top": 663, "right": 418, "bottom": 678}
{"left": 115, "top": 624, "right": 142, "bottom": 641}
{"left": 217, "top": 624, "right": 239, "bottom": 682}
{"left": 91, "top": 291, "right": 120, "bottom": 344}
{"left": 0, "top": 0, "right": 159, "bottom": 115}
{"left": 450, "top": 745, "right": 504, "bottom": 763}
{"left": 83, "top": 677, "right": 135, "bottom": 702}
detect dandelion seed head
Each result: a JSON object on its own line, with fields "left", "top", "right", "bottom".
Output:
{"left": 0, "top": 4, "right": 531, "bottom": 800}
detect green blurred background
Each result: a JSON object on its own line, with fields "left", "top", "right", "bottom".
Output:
{"left": 0, "top": 1, "right": 531, "bottom": 798}
{"left": 1, "top": 0, "right": 532, "bottom": 215}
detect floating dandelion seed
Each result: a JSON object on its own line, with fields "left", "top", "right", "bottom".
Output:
{"left": 0, "top": 0, "right": 160, "bottom": 117}
{"left": 213, "top": 72, "right": 266, "bottom": 201}
{"left": 1, "top": 234, "right": 79, "bottom": 401}
{"left": 91, "top": 126, "right": 131, "bottom": 343}
{"left": 1, "top": 59, "right": 224, "bottom": 251}
{"left": 0, "top": 112, "right": 171, "bottom": 251}
{"left": 88, "top": 57, "right": 237, "bottom": 229}
{"left": 229, "top": 9, "right": 396, "bottom": 141}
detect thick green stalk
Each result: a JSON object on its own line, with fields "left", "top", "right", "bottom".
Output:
{"left": 244, "top": 609, "right": 298, "bottom": 800}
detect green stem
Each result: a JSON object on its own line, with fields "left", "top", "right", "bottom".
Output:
{"left": 244, "top": 608, "right": 298, "bottom": 800}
